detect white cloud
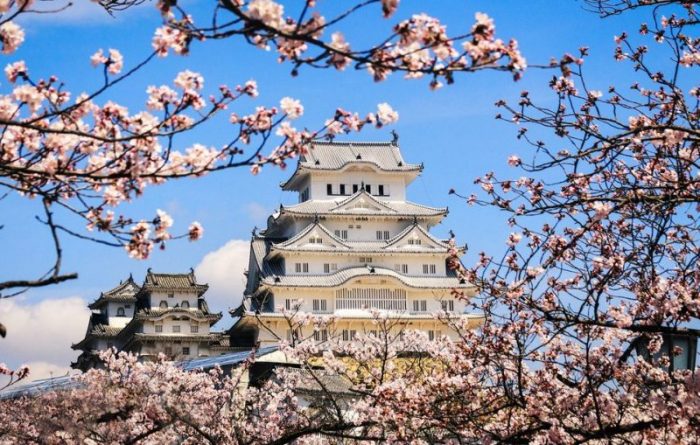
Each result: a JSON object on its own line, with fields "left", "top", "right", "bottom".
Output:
{"left": 0, "top": 296, "right": 90, "bottom": 378}
{"left": 195, "top": 239, "right": 250, "bottom": 314}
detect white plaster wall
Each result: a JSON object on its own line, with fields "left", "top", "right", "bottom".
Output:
{"left": 307, "top": 171, "right": 408, "bottom": 201}
{"left": 149, "top": 291, "right": 199, "bottom": 310}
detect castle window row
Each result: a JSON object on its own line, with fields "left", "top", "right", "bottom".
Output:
{"left": 326, "top": 183, "right": 389, "bottom": 197}
{"left": 277, "top": 297, "right": 455, "bottom": 314}
{"left": 154, "top": 324, "right": 200, "bottom": 333}
{"left": 290, "top": 261, "right": 441, "bottom": 275}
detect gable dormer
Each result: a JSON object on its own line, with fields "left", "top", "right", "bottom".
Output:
{"left": 383, "top": 223, "right": 449, "bottom": 251}
{"left": 272, "top": 221, "right": 351, "bottom": 252}
{"left": 330, "top": 189, "right": 397, "bottom": 214}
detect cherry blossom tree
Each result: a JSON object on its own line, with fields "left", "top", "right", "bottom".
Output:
{"left": 5, "top": 1, "right": 700, "bottom": 444}
{"left": 0, "top": 0, "right": 524, "bottom": 343}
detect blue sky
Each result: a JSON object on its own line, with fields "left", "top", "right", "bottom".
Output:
{"left": 0, "top": 1, "right": 672, "bottom": 373}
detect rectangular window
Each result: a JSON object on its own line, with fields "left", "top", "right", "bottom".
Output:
{"left": 314, "top": 329, "right": 329, "bottom": 342}
{"left": 394, "top": 264, "right": 408, "bottom": 274}
{"left": 359, "top": 257, "right": 373, "bottom": 263}
{"left": 408, "top": 239, "right": 422, "bottom": 245}
{"left": 412, "top": 300, "right": 427, "bottom": 312}
{"left": 173, "top": 325, "right": 181, "bottom": 333}
{"left": 378, "top": 185, "right": 385, "bottom": 195}
{"left": 191, "top": 325, "right": 199, "bottom": 333}
{"left": 428, "top": 330, "right": 435, "bottom": 341}
{"left": 327, "top": 184, "right": 333, "bottom": 195}
{"left": 423, "top": 264, "right": 436, "bottom": 274}
{"left": 182, "top": 346, "right": 190, "bottom": 355}
{"left": 376, "top": 230, "right": 382, "bottom": 240}
{"left": 383, "top": 230, "right": 390, "bottom": 240}
{"left": 350, "top": 330, "right": 357, "bottom": 340}
{"left": 342, "top": 329, "right": 349, "bottom": 341}
{"left": 295, "top": 263, "right": 301, "bottom": 273}
{"left": 295, "top": 263, "right": 309, "bottom": 273}
{"left": 335, "top": 230, "right": 348, "bottom": 240}
{"left": 430, "top": 264, "right": 436, "bottom": 274}
{"left": 155, "top": 325, "right": 163, "bottom": 333}
{"left": 366, "top": 184, "right": 372, "bottom": 194}
{"left": 324, "top": 263, "right": 329, "bottom": 273}
{"left": 285, "top": 299, "right": 292, "bottom": 311}
{"left": 164, "top": 346, "right": 172, "bottom": 355}
{"left": 313, "top": 299, "right": 319, "bottom": 311}
{"left": 340, "top": 184, "right": 346, "bottom": 195}
{"left": 353, "top": 184, "right": 359, "bottom": 193}
{"left": 441, "top": 300, "right": 455, "bottom": 312}
{"left": 168, "top": 293, "right": 174, "bottom": 298}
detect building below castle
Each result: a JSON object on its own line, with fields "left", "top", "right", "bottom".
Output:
{"left": 229, "top": 140, "right": 482, "bottom": 347}
{"left": 71, "top": 270, "right": 234, "bottom": 371}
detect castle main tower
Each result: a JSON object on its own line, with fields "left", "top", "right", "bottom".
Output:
{"left": 230, "top": 140, "right": 481, "bottom": 346}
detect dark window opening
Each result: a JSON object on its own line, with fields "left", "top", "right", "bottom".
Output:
{"left": 340, "top": 184, "right": 346, "bottom": 195}
{"left": 326, "top": 184, "right": 333, "bottom": 195}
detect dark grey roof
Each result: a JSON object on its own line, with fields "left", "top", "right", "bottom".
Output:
{"left": 260, "top": 266, "right": 470, "bottom": 290}
{"left": 143, "top": 270, "right": 208, "bottom": 292}
{"left": 134, "top": 308, "right": 222, "bottom": 322}
{"left": 88, "top": 276, "right": 140, "bottom": 309}
{"left": 277, "top": 367, "right": 355, "bottom": 396}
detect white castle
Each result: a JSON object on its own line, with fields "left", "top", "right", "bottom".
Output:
{"left": 71, "top": 139, "right": 481, "bottom": 370}
{"left": 229, "top": 140, "right": 481, "bottom": 347}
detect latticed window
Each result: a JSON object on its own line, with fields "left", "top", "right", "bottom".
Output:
{"left": 413, "top": 300, "right": 427, "bottom": 312}
{"left": 155, "top": 325, "right": 163, "bottom": 333}
{"left": 312, "top": 299, "right": 328, "bottom": 312}
{"left": 341, "top": 329, "right": 357, "bottom": 341}
{"left": 313, "top": 329, "right": 329, "bottom": 342}
{"left": 336, "top": 288, "right": 407, "bottom": 311}
{"left": 441, "top": 300, "right": 455, "bottom": 312}
{"left": 191, "top": 325, "right": 199, "bottom": 333}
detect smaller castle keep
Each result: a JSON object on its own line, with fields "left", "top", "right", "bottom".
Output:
{"left": 71, "top": 270, "right": 233, "bottom": 371}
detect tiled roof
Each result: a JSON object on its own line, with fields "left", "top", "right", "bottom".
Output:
{"left": 278, "top": 196, "right": 446, "bottom": 217}
{"left": 90, "top": 324, "right": 123, "bottom": 336}
{"left": 132, "top": 333, "right": 222, "bottom": 343}
{"left": 269, "top": 221, "right": 452, "bottom": 255}
{"left": 279, "top": 367, "right": 354, "bottom": 396}
{"left": 303, "top": 141, "right": 419, "bottom": 170}
{"left": 260, "top": 266, "right": 471, "bottom": 290}
{"left": 135, "top": 308, "right": 222, "bottom": 322}
{"left": 88, "top": 276, "right": 140, "bottom": 309}
{"left": 274, "top": 221, "right": 350, "bottom": 250}
{"left": 281, "top": 141, "right": 422, "bottom": 189}
{"left": 143, "top": 270, "right": 208, "bottom": 292}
